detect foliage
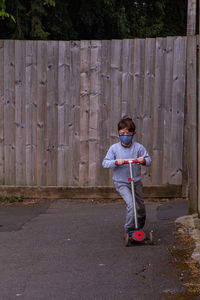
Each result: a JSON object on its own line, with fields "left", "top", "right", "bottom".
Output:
{"left": 0, "top": 194, "right": 23, "bottom": 203}
{"left": 0, "top": 0, "right": 188, "bottom": 40}
{"left": 0, "top": 0, "right": 15, "bottom": 23}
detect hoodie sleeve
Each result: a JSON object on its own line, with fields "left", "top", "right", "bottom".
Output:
{"left": 138, "top": 145, "right": 152, "bottom": 166}
{"left": 102, "top": 146, "right": 116, "bottom": 169}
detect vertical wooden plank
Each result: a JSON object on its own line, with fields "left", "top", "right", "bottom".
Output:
{"left": 162, "top": 37, "right": 175, "bottom": 184}
{"left": 187, "top": 0, "right": 196, "bottom": 35}
{"left": 37, "top": 41, "right": 47, "bottom": 186}
{"left": 79, "top": 40, "right": 90, "bottom": 186}
{"left": 46, "top": 41, "right": 58, "bottom": 186}
{"left": 15, "top": 41, "right": 26, "bottom": 185}
{"left": 132, "top": 39, "right": 145, "bottom": 143}
{"left": 110, "top": 40, "right": 122, "bottom": 145}
{"left": 141, "top": 38, "right": 156, "bottom": 185}
{"left": 25, "top": 41, "right": 37, "bottom": 186}
{"left": 151, "top": 38, "right": 166, "bottom": 185}
{"left": 170, "top": 37, "right": 187, "bottom": 184}
{"left": 70, "top": 41, "right": 80, "bottom": 186}
{"left": 121, "top": 39, "right": 133, "bottom": 117}
{"left": 89, "top": 40, "right": 101, "bottom": 186}
{"left": 57, "top": 41, "right": 70, "bottom": 186}
{"left": 4, "top": 40, "right": 15, "bottom": 185}
{"left": 185, "top": 35, "right": 197, "bottom": 211}
{"left": 198, "top": 5, "right": 200, "bottom": 215}
{"left": 0, "top": 40, "right": 4, "bottom": 185}
{"left": 99, "top": 40, "right": 112, "bottom": 186}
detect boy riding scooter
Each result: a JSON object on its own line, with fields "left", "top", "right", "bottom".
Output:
{"left": 102, "top": 116, "right": 152, "bottom": 245}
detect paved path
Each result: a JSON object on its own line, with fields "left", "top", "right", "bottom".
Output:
{"left": 0, "top": 199, "right": 188, "bottom": 300}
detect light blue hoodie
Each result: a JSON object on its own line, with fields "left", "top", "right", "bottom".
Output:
{"left": 102, "top": 141, "right": 151, "bottom": 183}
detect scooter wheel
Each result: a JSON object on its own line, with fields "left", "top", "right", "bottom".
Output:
{"left": 125, "top": 233, "right": 130, "bottom": 247}
{"left": 131, "top": 230, "right": 146, "bottom": 242}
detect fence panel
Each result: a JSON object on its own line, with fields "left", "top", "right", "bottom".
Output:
{"left": 0, "top": 37, "right": 191, "bottom": 187}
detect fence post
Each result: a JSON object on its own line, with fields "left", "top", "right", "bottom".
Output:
{"left": 186, "top": 36, "right": 198, "bottom": 214}
{"left": 186, "top": 0, "right": 198, "bottom": 214}
{"left": 198, "top": 1, "right": 200, "bottom": 216}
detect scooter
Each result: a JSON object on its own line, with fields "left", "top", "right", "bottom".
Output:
{"left": 122, "top": 159, "right": 153, "bottom": 247}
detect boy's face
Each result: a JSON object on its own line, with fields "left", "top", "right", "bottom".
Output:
{"left": 118, "top": 127, "right": 136, "bottom": 146}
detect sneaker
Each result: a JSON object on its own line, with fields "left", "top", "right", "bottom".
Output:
{"left": 123, "top": 229, "right": 133, "bottom": 240}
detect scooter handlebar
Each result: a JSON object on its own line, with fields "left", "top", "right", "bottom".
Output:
{"left": 115, "top": 158, "right": 145, "bottom": 166}
{"left": 124, "top": 159, "right": 145, "bottom": 164}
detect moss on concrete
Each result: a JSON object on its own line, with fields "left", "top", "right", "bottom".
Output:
{"left": 166, "top": 225, "right": 200, "bottom": 300}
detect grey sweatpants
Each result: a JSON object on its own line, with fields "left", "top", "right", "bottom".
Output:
{"left": 114, "top": 180, "right": 145, "bottom": 231}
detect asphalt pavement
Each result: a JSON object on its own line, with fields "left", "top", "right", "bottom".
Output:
{"left": 0, "top": 198, "right": 188, "bottom": 300}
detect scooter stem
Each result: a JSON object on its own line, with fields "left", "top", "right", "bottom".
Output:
{"left": 129, "top": 162, "right": 138, "bottom": 229}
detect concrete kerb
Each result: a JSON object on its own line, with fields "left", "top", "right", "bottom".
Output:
{"left": 175, "top": 214, "right": 200, "bottom": 264}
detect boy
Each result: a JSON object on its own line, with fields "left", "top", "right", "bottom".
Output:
{"left": 102, "top": 116, "right": 151, "bottom": 239}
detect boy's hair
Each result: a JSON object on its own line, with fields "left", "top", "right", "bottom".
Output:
{"left": 118, "top": 116, "right": 136, "bottom": 133}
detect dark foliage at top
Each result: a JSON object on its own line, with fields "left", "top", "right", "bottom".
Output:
{"left": 0, "top": 0, "right": 188, "bottom": 40}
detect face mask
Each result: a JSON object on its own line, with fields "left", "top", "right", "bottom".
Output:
{"left": 119, "top": 135, "right": 133, "bottom": 145}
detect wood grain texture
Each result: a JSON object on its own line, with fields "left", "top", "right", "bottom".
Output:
{"left": 162, "top": 37, "right": 175, "bottom": 184}
{"left": 0, "top": 40, "right": 4, "bottom": 184}
{"left": 0, "top": 38, "right": 190, "bottom": 188}
{"left": 141, "top": 38, "right": 155, "bottom": 185}
{"left": 187, "top": 0, "right": 196, "bottom": 35}
{"left": 170, "top": 37, "right": 187, "bottom": 184}
{"left": 121, "top": 39, "right": 133, "bottom": 117}
{"left": 100, "top": 40, "right": 112, "bottom": 186}
{"left": 70, "top": 41, "right": 80, "bottom": 185}
{"left": 4, "top": 40, "right": 16, "bottom": 184}
{"left": 151, "top": 38, "right": 166, "bottom": 185}
{"left": 185, "top": 35, "right": 197, "bottom": 210}
{"left": 89, "top": 40, "right": 101, "bottom": 185}
{"left": 110, "top": 40, "right": 122, "bottom": 145}
{"left": 46, "top": 41, "right": 58, "bottom": 186}
{"left": 25, "top": 41, "right": 37, "bottom": 186}
{"left": 37, "top": 41, "right": 47, "bottom": 186}
{"left": 198, "top": 10, "right": 200, "bottom": 215}
{"left": 132, "top": 39, "right": 145, "bottom": 143}
{"left": 57, "top": 41, "right": 70, "bottom": 186}
{"left": 79, "top": 40, "right": 90, "bottom": 185}
{"left": 15, "top": 41, "right": 26, "bottom": 185}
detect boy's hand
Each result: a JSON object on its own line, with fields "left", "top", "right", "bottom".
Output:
{"left": 115, "top": 159, "right": 125, "bottom": 166}
{"left": 137, "top": 157, "right": 145, "bottom": 164}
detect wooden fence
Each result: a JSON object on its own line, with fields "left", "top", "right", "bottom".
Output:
{"left": 0, "top": 37, "right": 196, "bottom": 190}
